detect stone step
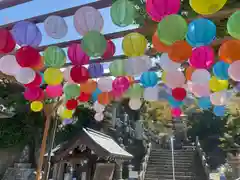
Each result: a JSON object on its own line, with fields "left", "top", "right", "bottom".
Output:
{"left": 150, "top": 152, "right": 195, "bottom": 156}
{"left": 14, "top": 163, "right": 32, "bottom": 168}
{"left": 2, "top": 167, "right": 34, "bottom": 180}
{"left": 145, "top": 174, "right": 195, "bottom": 180}
{"left": 149, "top": 156, "right": 194, "bottom": 160}
{"left": 145, "top": 171, "right": 195, "bottom": 176}
{"left": 148, "top": 161, "right": 193, "bottom": 166}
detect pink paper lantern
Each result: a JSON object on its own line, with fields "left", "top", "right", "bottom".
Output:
{"left": 146, "top": 0, "right": 180, "bottom": 22}
{"left": 24, "top": 87, "right": 43, "bottom": 101}
{"left": 46, "top": 85, "right": 63, "bottom": 98}
{"left": 165, "top": 71, "right": 185, "bottom": 89}
{"left": 67, "top": 43, "right": 90, "bottom": 65}
{"left": 112, "top": 76, "right": 130, "bottom": 94}
{"left": 171, "top": 107, "right": 182, "bottom": 117}
{"left": 189, "top": 46, "right": 214, "bottom": 69}
{"left": 191, "top": 83, "right": 211, "bottom": 97}
{"left": 101, "top": 40, "right": 116, "bottom": 59}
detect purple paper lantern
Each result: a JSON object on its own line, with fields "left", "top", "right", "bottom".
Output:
{"left": 11, "top": 21, "right": 42, "bottom": 47}
{"left": 62, "top": 119, "right": 73, "bottom": 125}
{"left": 88, "top": 63, "right": 104, "bottom": 78}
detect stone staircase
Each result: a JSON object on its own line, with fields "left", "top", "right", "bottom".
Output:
{"left": 145, "top": 147, "right": 207, "bottom": 180}
{"left": 1, "top": 163, "right": 35, "bottom": 180}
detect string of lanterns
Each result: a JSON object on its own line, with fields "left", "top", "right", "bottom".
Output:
{"left": 0, "top": 0, "right": 239, "bottom": 122}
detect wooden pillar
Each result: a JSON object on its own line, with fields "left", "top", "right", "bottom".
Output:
{"left": 57, "top": 162, "right": 65, "bottom": 180}
{"left": 115, "top": 160, "right": 123, "bottom": 180}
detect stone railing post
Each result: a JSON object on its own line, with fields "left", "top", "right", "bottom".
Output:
{"left": 227, "top": 153, "right": 240, "bottom": 179}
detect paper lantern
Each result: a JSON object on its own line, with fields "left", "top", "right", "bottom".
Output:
{"left": 74, "top": 6, "right": 103, "bottom": 36}
{"left": 210, "top": 91, "right": 228, "bottom": 106}
{"left": 24, "top": 87, "right": 43, "bottom": 101}
{"left": 140, "top": 71, "right": 158, "bottom": 87}
{"left": 109, "top": 60, "right": 126, "bottom": 77}
{"left": 63, "top": 66, "right": 75, "bottom": 83}
{"left": 152, "top": 31, "right": 170, "bottom": 53}
{"left": 70, "top": 66, "right": 89, "bottom": 84}
{"left": 122, "top": 32, "right": 147, "bottom": 57}
{"left": 129, "top": 98, "right": 142, "bottom": 110}
{"left": 168, "top": 41, "right": 192, "bottom": 63}
{"left": 219, "top": 40, "right": 240, "bottom": 63}
{"left": 228, "top": 60, "right": 240, "bottom": 81}
{"left": 125, "top": 56, "right": 152, "bottom": 76}
{"left": 31, "top": 101, "right": 43, "bottom": 112}
{"left": 62, "top": 119, "right": 73, "bottom": 125}
{"left": 80, "top": 79, "right": 97, "bottom": 94}
{"left": 44, "top": 15, "right": 68, "bottom": 39}
{"left": 88, "top": 63, "right": 104, "bottom": 78}
{"left": 213, "top": 106, "right": 225, "bottom": 117}
{"left": 16, "top": 67, "right": 36, "bottom": 84}
{"left": 191, "top": 69, "right": 211, "bottom": 84}
{"left": 97, "top": 77, "right": 113, "bottom": 92}
{"left": 126, "top": 84, "right": 143, "bottom": 98}
{"left": 94, "top": 112, "right": 104, "bottom": 121}
{"left": 15, "top": 46, "right": 41, "bottom": 68}
{"left": 190, "top": 0, "right": 227, "bottom": 15}
{"left": 24, "top": 72, "right": 42, "bottom": 88}
{"left": 213, "top": 61, "right": 229, "bottom": 80}
{"left": 44, "top": 46, "right": 66, "bottom": 68}
{"left": 185, "top": 66, "right": 195, "bottom": 81}
{"left": 102, "top": 40, "right": 116, "bottom": 59}
{"left": 144, "top": 86, "right": 159, "bottom": 101}
{"left": 172, "top": 87, "right": 186, "bottom": 101}
{"left": 0, "top": 55, "right": 21, "bottom": 76}
{"left": 44, "top": 68, "right": 63, "bottom": 85}
{"left": 165, "top": 71, "right": 185, "bottom": 89}
{"left": 32, "top": 56, "right": 44, "bottom": 71}
{"left": 61, "top": 109, "right": 73, "bottom": 119}
{"left": 0, "top": 29, "right": 16, "bottom": 53}
{"left": 93, "top": 101, "right": 105, "bottom": 112}
{"left": 11, "top": 21, "right": 42, "bottom": 47}
{"left": 98, "top": 92, "right": 113, "bottom": 105}
{"left": 158, "top": 53, "right": 181, "bottom": 71}
{"left": 157, "top": 15, "right": 187, "bottom": 45}
{"left": 92, "top": 88, "right": 102, "bottom": 102}
{"left": 209, "top": 76, "right": 228, "bottom": 92}
{"left": 125, "top": 76, "right": 135, "bottom": 86}
{"left": 171, "top": 107, "right": 182, "bottom": 117}
{"left": 198, "top": 97, "right": 211, "bottom": 110}
{"left": 66, "top": 99, "right": 78, "bottom": 110}
{"left": 146, "top": 0, "right": 180, "bottom": 22}
{"left": 64, "top": 83, "right": 80, "bottom": 100}
{"left": 110, "top": 0, "right": 136, "bottom": 27}
{"left": 227, "top": 11, "right": 240, "bottom": 40}
{"left": 81, "top": 31, "right": 107, "bottom": 57}
{"left": 112, "top": 76, "right": 130, "bottom": 94}
{"left": 78, "top": 92, "right": 91, "bottom": 102}
{"left": 186, "top": 18, "right": 216, "bottom": 47}
{"left": 189, "top": 46, "right": 214, "bottom": 69}
{"left": 46, "top": 85, "right": 63, "bottom": 98}
{"left": 67, "top": 43, "right": 90, "bottom": 65}
{"left": 191, "top": 83, "right": 211, "bottom": 97}
{"left": 167, "top": 95, "right": 183, "bottom": 107}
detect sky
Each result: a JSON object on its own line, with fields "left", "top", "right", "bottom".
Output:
{"left": 0, "top": 0, "right": 158, "bottom": 77}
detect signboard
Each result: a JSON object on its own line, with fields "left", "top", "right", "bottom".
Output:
{"left": 93, "top": 163, "right": 115, "bottom": 180}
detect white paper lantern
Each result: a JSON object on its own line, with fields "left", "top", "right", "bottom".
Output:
{"left": 15, "top": 67, "right": 36, "bottom": 84}
{"left": 129, "top": 98, "right": 142, "bottom": 110}
{"left": 0, "top": 55, "right": 21, "bottom": 76}
{"left": 93, "top": 101, "right": 105, "bottom": 112}
{"left": 97, "top": 77, "right": 113, "bottom": 92}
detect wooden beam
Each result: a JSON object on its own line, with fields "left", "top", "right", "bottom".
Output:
{"left": 0, "top": 0, "right": 112, "bottom": 29}
{"left": 0, "top": 0, "right": 32, "bottom": 10}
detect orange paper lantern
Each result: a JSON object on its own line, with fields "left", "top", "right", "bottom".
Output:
{"left": 152, "top": 31, "right": 170, "bottom": 53}
{"left": 168, "top": 41, "right": 192, "bottom": 63}
{"left": 80, "top": 79, "right": 97, "bottom": 94}
{"left": 219, "top": 40, "right": 240, "bottom": 63}
{"left": 185, "top": 66, "right": 195, "bottom": 81}
{"left": 98, "top": 92, "right": 113, "bottom": 105}
{"left": 125, "top": 76, "right": 135, "bottom": 85}
{"left": 32, "top": 56, "right": 44, "bottom": 71}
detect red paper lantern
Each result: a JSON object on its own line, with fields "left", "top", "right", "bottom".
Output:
{"left": 24, "top": 73, "right": 42, "bottom": 88}
{"left": 16, "top": 46, "right": 41, "bottom": 67}
{"left": 70, "top": 66, "right": 89, "bottom": 84}
{"left": 0, "top": 29, "right": 16, "bottom": 53}
{"left": 66, "top": 99, "right": 78, "bottom": 110}
{"left": 101, "top": 40, "right": 116, "bottom": 59}
{"left": 172, "top": 87, "right": 186, "bottom": 101}
{"left": 78, "top": 92, "right": 91, "bottom": 102}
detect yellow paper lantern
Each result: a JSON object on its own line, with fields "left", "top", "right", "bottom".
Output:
{"left": 30, "top": 101, "right": 43, "bottom": 112}
{"left": 122, "top": 32, "right": 147, "bottom": 57}
{"left": 190, "top": 0, "right": 227, "bottom": 15}
{"left": 61, "top": 109, "right": 73, "bottom": 119}
{"left": 161, "top": 71, "right": 166, "bottom": 83}
{"left": 44, "top": 68, "right": 63, "bottom": 85}
{"left": 209, "top": 76, "right": 228, "bottom": 92}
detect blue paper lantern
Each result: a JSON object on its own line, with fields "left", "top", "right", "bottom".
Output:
{"left": 140, "top": 71, "right": 158, "bottom": 87}
{"left": 167, "top": 96, "right": 183, "bottom": 108}
{"left": 186, "top": 18, "right": 216, "bottom": 47}
{"left": 213, "top": 61, "right": 230, "bottom": 80}
{"left": 88, "top": 63, "right": 104, "bottom": 78}
{"left": 92, "top": 88, "right": 102, "bottom": 102}
{"left": 213, "top": 106, "right": 225, "bottom": 117}
{"left": 198, "top": 97, "right": 211, "bottom": 110}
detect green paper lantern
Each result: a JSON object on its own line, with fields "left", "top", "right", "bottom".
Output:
{"left": 109, "top": 60, "right": 126, "bottom": 77}
{"left": 44, "top": 46, "right": 66, "bottom": 68}
{"left": 110, "top": 0, "right": 136, "bottom": 27}
{"left": 64, "top": 83, "right": 80, "bottom": 100}
{"left": 157, "top": 15, "right": 188, "bottom": 45}
{"left": 125, "top": 84, "right": 143, "bottom": 98}
{"left": 81, "top": 31, "right": 107, "bottom": 57}
{"left": 227, "top": 11, "right": 240, "bottom": 40}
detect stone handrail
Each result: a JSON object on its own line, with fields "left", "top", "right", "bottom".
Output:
{"left": 139, "top": 142, "right": 152, "bottom": 180}
{"left": 196, "top": 136, "right": 210, "bottom": 180}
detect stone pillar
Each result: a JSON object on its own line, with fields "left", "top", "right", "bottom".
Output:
{"left": 227, "top": 153, "right": 240, "bottom": 179}
{"left": 115, "top": 160, "right": 123, "bottom": 180}
{"left": 56, "top": 162, "right": 65, "bottom": 180}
